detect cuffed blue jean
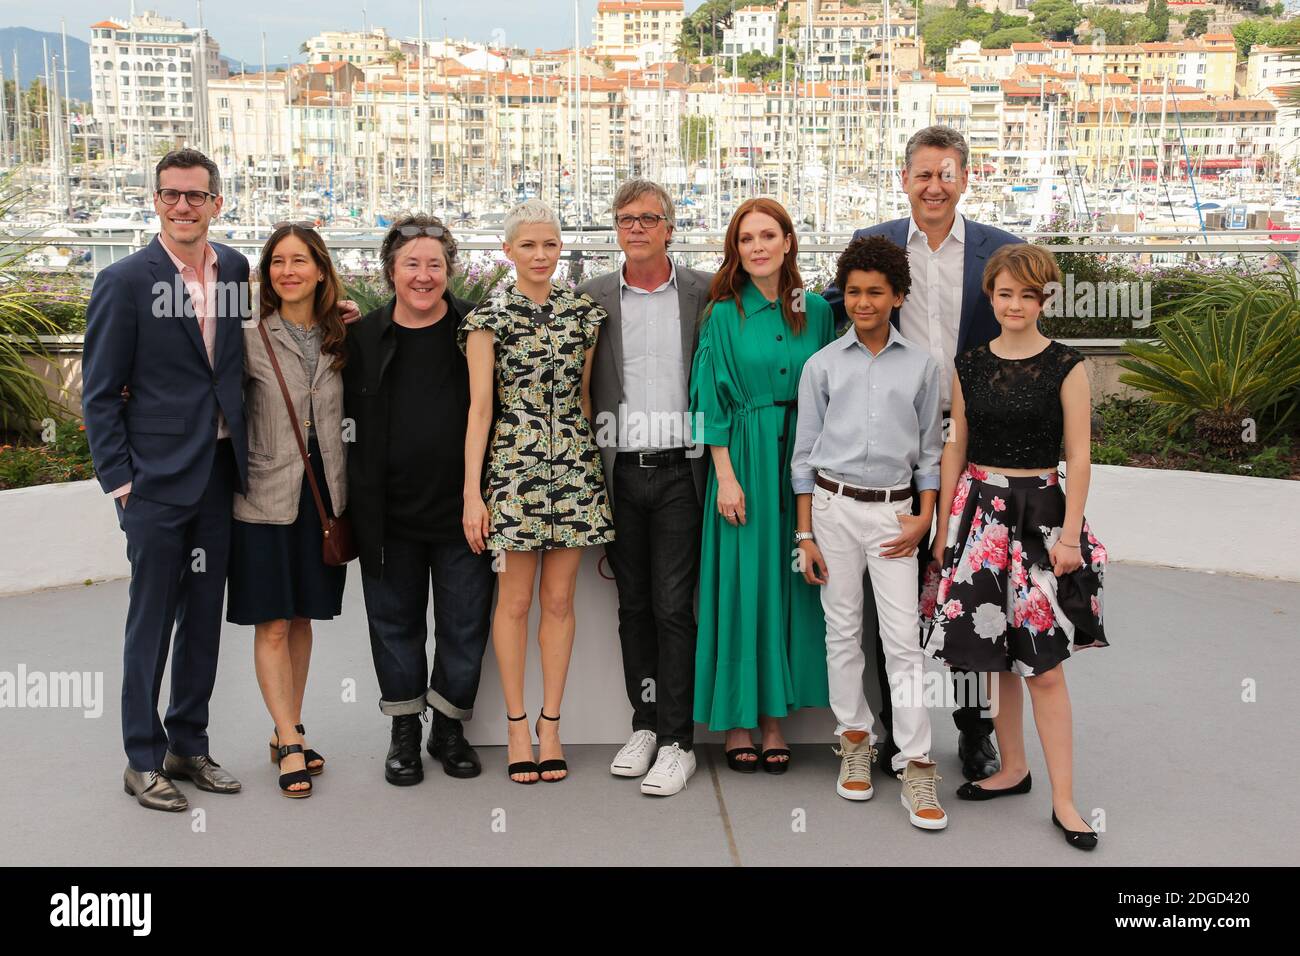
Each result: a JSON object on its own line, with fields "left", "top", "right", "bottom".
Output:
{"left": 360, "top": 535, "right": 495, "bottom": 719}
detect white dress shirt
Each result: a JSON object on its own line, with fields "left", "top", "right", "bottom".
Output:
{"left": 617, "top": 258, "right": 688, "bottom": 451}
{"left": 902, "top": 214, "right": 965, "bottom": 410}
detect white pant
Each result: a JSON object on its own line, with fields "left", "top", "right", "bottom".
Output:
{"left": 811, "top": 482, "right": 932, "bottom": 773}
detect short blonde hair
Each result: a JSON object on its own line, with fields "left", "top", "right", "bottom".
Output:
{"left": 982, "top": 244, "right": 1062, "bottom": 301}
{"left": 504, "top": 198, "right": 561, "bottom": 244}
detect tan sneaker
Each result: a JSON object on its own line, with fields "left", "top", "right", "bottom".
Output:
{"left": 900, "top": 760, "right": 948, "bottom": 830}
{"left": 833, "top": 731, "right": 876, "bottom": 801}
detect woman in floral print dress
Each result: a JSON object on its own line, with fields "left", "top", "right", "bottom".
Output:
{"left": 922, "top": 244, "right": 1107, "bottom": 850}
{"left": 460, "top": 199, "right": 613, "bottom": 785}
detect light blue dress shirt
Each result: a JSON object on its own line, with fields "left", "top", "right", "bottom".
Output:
{"left": 617, "top": 258, "right": 688, "bottom": 451}
{"left": 791, "top": 325, "right": 944, "bottom": 495}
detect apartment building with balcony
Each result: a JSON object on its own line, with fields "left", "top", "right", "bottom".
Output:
{"left": 89, "top": 11, "right": 226, "bottom": 160}
{"left": 592, "top": 1, "right": 686, "bottom": 57}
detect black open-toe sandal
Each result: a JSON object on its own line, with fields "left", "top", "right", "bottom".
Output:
{"left": 270, "top": 724, "right": 324, "bottom": 776}
{"left": 506, "top": 713, "right": 540, "bottom": 784}
{"left": 725, "top": 747, "right": 760, "bottom": 773}
{"left": 276, "top": 743, "right": 312, "bottom": 798}
{"left": 535, "top": 711, "right": 568, "bottom": 782}
{"left": 761, "top": 748, "right": 792, "bottom": 775}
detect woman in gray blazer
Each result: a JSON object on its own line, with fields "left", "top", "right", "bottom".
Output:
{"left": 227, "top": 223, "right": 349, "bottom": 798}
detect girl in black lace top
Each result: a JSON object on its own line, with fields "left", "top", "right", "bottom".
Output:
{"left": 919, "top": 243, "right": 1108, "bottom": 849}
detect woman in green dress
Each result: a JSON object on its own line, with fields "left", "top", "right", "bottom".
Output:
{"left": 690, "top": 197, "right": 834, "bottom": 773}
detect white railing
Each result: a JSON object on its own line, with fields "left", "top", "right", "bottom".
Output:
{"left": 6, "top": 230, "right": 1300, "bottom": 278}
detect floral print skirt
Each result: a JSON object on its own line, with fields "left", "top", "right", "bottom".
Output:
{"left": 920, "top": 465, "right": 1109, "bottom": 677}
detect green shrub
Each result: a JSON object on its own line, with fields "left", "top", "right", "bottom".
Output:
{"left": 0, "top": 183, "right": 73, "bottom": 436}
{"left": 12, "top": 272, "right": 88, "bottom": 333}
{"left": 0, "top": 421, "right": 96, "bottom": 490}
{"left": 1118, "top": 270, "right": 1300, "bottom": 455}
{"left": 1089, "top": 395, "right": 1298, "bottom": 479}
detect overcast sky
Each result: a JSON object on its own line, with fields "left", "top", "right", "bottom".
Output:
{"left": 4, "top": 1, "right": 713, "bottom": 63}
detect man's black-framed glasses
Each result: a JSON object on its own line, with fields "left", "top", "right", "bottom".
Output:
{"left": 156, "top": 188, "right": 218, "bottom": 206}
{"left": 397, "top": 224, "right": 447, "bottom": 238}
{"left": 615, "top": 213, "right": 669, "bottom": 230}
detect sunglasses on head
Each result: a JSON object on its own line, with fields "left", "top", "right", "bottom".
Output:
{"left": 397, "top": 224, "right": 447, "bottom": 239}
{"left": 273, "top": 220, "right": 319, "bottom": 231}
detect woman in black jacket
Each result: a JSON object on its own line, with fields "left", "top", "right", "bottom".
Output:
{"left": 343, "top": 214, "right": 496, "bottom": 788}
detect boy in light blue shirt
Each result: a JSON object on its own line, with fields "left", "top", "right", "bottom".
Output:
{"left": 791, "top": 236, "right": 947, "bottom": 830}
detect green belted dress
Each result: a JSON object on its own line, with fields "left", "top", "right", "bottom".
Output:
{"left": 690, "top": 278, "right": 834, "bottom": 731}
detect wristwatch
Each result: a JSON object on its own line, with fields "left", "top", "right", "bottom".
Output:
{"left": 794, "top": 531, "right": 814, "bottom": 544}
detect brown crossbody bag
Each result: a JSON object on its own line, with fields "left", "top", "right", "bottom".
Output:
{"left": 257, "top": 320, "right": 357, "bottom": 566}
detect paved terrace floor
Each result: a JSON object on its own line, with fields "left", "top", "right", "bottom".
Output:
{"left": 1, "top": 562, "right": 1297, "bottom": 867}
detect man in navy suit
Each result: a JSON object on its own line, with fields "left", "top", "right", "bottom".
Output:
{"left": 823, "top": 126, "right": 1023, "bottom": 782}
{"left": 84, "top": 149, "right": 251, "bottom": 810}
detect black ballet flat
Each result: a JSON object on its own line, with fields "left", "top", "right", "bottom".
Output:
{"left": 956, "top": 772, "right": 1032, "bottom": 801}
{"left": 725, "top": 747, "right": 760, "bottom": 773}
{"left": 1052, "top": 810, "right": 1099, "bottom": 850}
{"left": 761, "top": 748, "right": 791, "bottom": 775}
{"left": 506, "top": 713, "right": 539, "bottom": 785}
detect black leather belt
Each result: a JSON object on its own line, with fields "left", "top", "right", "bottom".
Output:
{"left": 815, "top": 474, "right": 912, "bottom": 503}
{"left": 617, "top": 448, "right": 688, "bottom": 468}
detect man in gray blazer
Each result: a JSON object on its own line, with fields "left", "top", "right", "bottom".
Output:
{"left": 577, "top": 179, "right": 712, "bottom": 797}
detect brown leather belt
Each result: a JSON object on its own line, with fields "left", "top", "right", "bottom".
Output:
{"left": 815, "top": 474, "right": 912, "bottom": 503}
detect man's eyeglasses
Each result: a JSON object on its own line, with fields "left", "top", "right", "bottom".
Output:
{"left": 397, "top": 224, "right": 447, "bottom": 238}
{"left": 614, "top": 213, "right": 669, "bottom": 230}
{"left": 156, "top": 188, "right": 218, "bottom": 206}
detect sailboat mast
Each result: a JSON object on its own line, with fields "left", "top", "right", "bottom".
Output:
{"left": 261, "top": 32, "right": 269, "bottom": 228}
{"left": 14, "top": 52, "right": 24, "bottom": 169}
{"left": 418, "top": 0, "right": 427, "bottom": 212}
{"left": 61, "top": 19, "right": 73, "bottom": 173}
{"left": 44, "top": 39, "right": 56, "bottom": 201}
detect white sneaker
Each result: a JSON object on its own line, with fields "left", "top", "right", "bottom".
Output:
{"left": 610, "top": 729, "right": 658, "bottom": 777}
{"left": 640, "top": 743, "right": 696, "bottom": 796}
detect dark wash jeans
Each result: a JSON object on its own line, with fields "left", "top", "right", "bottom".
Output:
{"left": 603, "top": 455, "right": 703, "bottom": 750}
{"left": 360, "top": 535, "right": 495, "bottom": 720}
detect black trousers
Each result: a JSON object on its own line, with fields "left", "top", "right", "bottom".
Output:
{"left": 603, "top": 454, "right": 703, "bottom": 750}
{"left": 867, "top": 486, "right": 994, "bottom": 750}
{"left": 116, "top": 439, "right": 236, "bottom": 771}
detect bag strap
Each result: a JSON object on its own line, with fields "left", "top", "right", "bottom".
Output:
{"left": 257, "top": 320, "right": 331, "bottom": 527}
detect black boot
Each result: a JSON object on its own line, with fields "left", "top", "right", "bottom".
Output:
{"left": 385, "top": 714, "right": 424, "bottom": 786}
{"left": 427, "top": 711, "right": 482, "bottom": 779}
{"left": 958, "top": 730, "right": 1000, "bottom": 782}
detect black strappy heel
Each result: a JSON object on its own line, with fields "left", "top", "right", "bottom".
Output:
{"left": 535, "top": 711, "right": 568, "bottom": 782}
{"left": 276, "top": 743, "right": 313, "bottom": 798}
{"left": 506, "top": 713, "right": 540, "bottom": 784}
{"left": 269, "top": 724, "right": 324, "bottom": 775}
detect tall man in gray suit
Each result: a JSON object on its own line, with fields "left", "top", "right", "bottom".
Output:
{"left": 578, "top": 180, "right": 712, "bottom": 797}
